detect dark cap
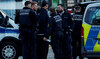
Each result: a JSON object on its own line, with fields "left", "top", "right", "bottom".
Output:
{"left": 41, "top": 1, "right": 48, "bottom": 7}
{"left": 24, "top": 1, "right": 31, "bottom": 6}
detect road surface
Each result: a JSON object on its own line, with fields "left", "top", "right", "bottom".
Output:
{"left": 18, "top": 46, "right": 88, "bottom": 59}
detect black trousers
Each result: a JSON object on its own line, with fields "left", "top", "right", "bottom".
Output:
{"left": 21, "top": 32, "right": 37, "bottom": 59}
{"left": 37, "top": 35, "right": 49, "bottom": 59}
{"left": 72, "top": 31, "right": 83, "bottom": 59}
{"left": 51, "top": 32, "right": 72, "bottom": 59}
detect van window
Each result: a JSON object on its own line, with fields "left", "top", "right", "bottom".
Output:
{"left": 0, "top": 13, "right": 13, "bottom": 28}
{"left": 85, "top": 7, "right": 100, "bottom": 25}
{"left": 0, "top": 12, "right": 4, "bottom": 26}
{"left": 0, "top": 12, "right": 3, "bottom": 20}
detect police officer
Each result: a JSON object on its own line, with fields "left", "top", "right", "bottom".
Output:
{"left": 48, "top": 7, "right": 62, "bottom": 59}
{"left": 57, "top": 4, "right": 73, "bottom": 59}
{"left": 37, "top": 1, "right": 49, "bottom": 59}
{"left": 31, "top": 1, "right": 40, "bottom": 16}
{"left": 72, "top": 6, "right": 83, "bottom": 59}
{"left": 31, "top": 1, "right": 39, "bottom": 31}
{"left": 15, "top": 1, "right": 38, "bottom": 59}
{"left": 47, "top": 4, "right": 73, "bottom": 59}
{"left": 31, "top": 1, "right": 38, "bottom": 13}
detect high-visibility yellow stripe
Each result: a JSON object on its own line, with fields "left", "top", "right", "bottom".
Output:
{"left": 93, "top": 40, "right": 100, "bottom": 52}
{"left": 93, "top": 31, "right": 100, "bottom": 52}
{"left": 82, "top": 24, "right": 91, "bottom": 46}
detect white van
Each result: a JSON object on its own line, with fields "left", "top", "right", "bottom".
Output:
{"left": 0, "top": 9, "right": 21, "bottom": 59}
{"left": 81, "top": 3, "right": 100, "bottom": 59}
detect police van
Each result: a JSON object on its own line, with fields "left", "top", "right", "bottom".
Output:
{"left": 81, "top": 3, "right": 100, "bottom": 59}
{"left": 0, "top": 9, "right": 21, "bottom": 59}
{"left": 0, "top": 1, "right": 25, "bottom": 59}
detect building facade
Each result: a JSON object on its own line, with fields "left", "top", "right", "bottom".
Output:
{"left": 0, "top": 0, "right": 100, "bottom": 19}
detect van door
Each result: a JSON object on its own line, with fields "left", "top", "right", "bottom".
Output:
{"left": 83, "top": 6, "right": 100, "bottom": 52}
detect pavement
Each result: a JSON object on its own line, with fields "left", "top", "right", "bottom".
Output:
{"left": 18, "top": 45, "right": 88, "bottom": 59}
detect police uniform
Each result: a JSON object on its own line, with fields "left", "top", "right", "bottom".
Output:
{"left": 72, "top": 13, "right": 83, "bottom": 59}
{"left": 15, "top": 7, "right": 38, "bottom": 59}
{"left": 37, "top": 8, "right": 49, "bottom": 59}
{"left": 47, "top": 11, "right": 73, "bottom": 59}
{"left": 61, "top": 11, "right": 73, "bottom": 59}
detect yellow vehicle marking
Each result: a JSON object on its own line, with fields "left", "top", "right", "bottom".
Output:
{"left": 82, "top": 24, "right": 91, "bottom": 46}
{"left": 93, "top": 31, "right": 100, "bottom": 52}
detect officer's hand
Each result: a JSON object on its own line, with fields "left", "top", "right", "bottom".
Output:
{"left": 43, "top": 37, "right": 47, "bottom": 41}
{"left": 69, "top": 29, "right": 73, "bottom": 32}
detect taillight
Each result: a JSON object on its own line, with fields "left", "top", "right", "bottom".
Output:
{"left": 81, "top": 27, "right": 84, "bottom": 39}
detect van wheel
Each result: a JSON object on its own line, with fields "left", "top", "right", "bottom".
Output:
{"left": 0, "top": 41, "right": 19, "bottom": 59}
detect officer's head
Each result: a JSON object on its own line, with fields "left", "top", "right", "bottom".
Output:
{"left": 57, "top": 4, "right": 64, "bottom": 13}
{"left": 49, "top": 7, "right": 56, "bottom": 14}
{"left": 24, "top": 1, "right": 31, "bottom": 8}
{"left": 74, "top": 6, "right": 81, "bottom": 13}
{"left": 31, "top": 1, "right": 38, "bottom": 11}
{"left": 41, "top": 1, "right": 48, "bottom": 10}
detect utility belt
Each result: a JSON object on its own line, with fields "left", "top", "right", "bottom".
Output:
{"left": 56, "top": 29, "right": 72, "bottom": 35}
{"left": 56, "top": 29, "right": 69, "bottom": 33}
{"left": 19, "top": 25, "right": 37, "bottom": 31}
{"left": 55, "top": 28, "right": 64, "bottom": 32}
{"left": 20, "top": 25, "right": 33, "bottom": 29}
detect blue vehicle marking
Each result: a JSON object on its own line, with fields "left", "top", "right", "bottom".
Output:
{"left": 0, "top": 28, "right": 19, "bottom": 34}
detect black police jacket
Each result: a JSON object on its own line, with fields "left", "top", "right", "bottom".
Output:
{"left": 46, "top": 11, "right": 73, "bottom": 38}
{"left": 51, "top": 13, "right": 63, "bottom": 32}
{"left": 15, "top": 7, "right": 39, "bottom": 31}
{"left": 47, "top": 13, "right": 62, "bottom": 37}
{"left": 61, "top": 11, "right": 73, "bottom": 32}
{"left": 38, "top": 8, "right": 49, "bottom": 36}
{"left": 73, "top": 13, "right": 83, "bottom": 32}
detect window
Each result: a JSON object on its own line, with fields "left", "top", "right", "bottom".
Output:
{"left": 0, "top": 12, "right": 4, "bottom": 26}
{"left": 0, "top": 13, "right": 13, "bottom": 28}
{"left": 0, "top": 13, "right": 3, "bottom": 20}
{"left": 85, "top": 7, "right": 100, "bottom": 25}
